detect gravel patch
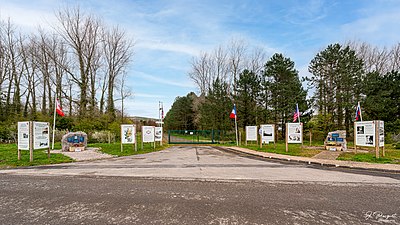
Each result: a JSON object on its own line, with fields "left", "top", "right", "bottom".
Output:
{"left": 50, "top": 148, "right": 115, "bottom": 161}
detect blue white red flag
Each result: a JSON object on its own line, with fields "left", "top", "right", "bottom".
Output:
{"left": 230, "top": 104, "right": 237, "bottom": 119}
{"left": 293, "top": 103, "right": 300, "bottom": 122}
{"left": 355, "top": 102, "right": 362, "bottom": 121}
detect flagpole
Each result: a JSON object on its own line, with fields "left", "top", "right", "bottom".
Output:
{"left": 52, "top": 94, "right": 57, "bottom": 150}
{"left": 297, "top": 103, "right": 300, "bottom": 123}
{"left": 234, "top": 104, "right": 238, "bottom": 146}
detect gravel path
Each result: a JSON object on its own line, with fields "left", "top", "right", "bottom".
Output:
{"left": 50, "top": 147, "right": 115, "bottom": 161}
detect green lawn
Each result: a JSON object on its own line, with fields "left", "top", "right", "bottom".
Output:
{"left": 227, "top": 140, "right": 400, "bottom": 164}
{"left": 221, "top": 140, "right": 323, "bottom": 157}
{"left": 0, "top": 143, "right": 74, "bottom": 168}
{"left": 337, "top": 145, "right": 400, "bottom": 164}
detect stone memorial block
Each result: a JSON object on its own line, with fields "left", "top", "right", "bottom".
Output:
{"left": 61, "top": 131, "right": 88, "bottom": 152}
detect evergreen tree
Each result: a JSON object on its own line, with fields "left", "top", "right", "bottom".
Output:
{"left": 234, "top": 69, "right": 261, "bottom": 128}
{"left": 263, "top": 53, "right": 307, "bottom": 138}
{"left": 164, "top": 92, "right": 197, "bottom": 130}
{"left": 362, "top": 71, "right": 400, "bottom": 133}
{"left": 198, "top": 78, "right": 232, "bottom": 130}
{"left": 308, "top": 43, "right": 363, "bottom": 134}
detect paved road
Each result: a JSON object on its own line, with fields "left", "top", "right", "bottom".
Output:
{"left": 2, "top": 146, "right": 399, "bottom": 183}
{"left": 1, "top": 146, "right": 399, "bottom": 224}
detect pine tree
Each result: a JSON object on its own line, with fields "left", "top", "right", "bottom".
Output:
{"left": 263, "top": 53, "right": 307, "bottom": 139}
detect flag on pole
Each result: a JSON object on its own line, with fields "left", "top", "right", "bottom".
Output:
{"left": 56, "top": 99, "right": 65, "bottom": 117}
{"left": 230, "top": 104, "right": 237, "bottom": 119}
{"left": 355, "top": 102, "right": 362, "bottom": 121}
{"left": 230, "top": 104, "right": 239, "bottom": 146}
{"left": 293, "top": 103, "right": 300, "bottom": 122}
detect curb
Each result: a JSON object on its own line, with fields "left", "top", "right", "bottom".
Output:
{"left": 216, "top": 146, "right": 400, "bottom": 174}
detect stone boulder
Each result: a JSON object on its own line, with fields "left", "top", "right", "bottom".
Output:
{"left": 61, "top": 131, "right": 88, "bottom": 152}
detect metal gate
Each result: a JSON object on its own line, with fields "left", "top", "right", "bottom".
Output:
{"left": 168, "top": 130, "right": 220, "bottom": 144}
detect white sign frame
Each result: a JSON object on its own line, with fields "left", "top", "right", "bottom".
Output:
{"left": 287, "top": 123, "right": 302, "bottom": 144}
{"left": 18, "top": 121, "right": 30, "bottom": 150}
{"left": 142, "top": 126, "right": 155, "bottom": 143}
{"left": 121, "top": 124, "right": 136, "bottom": 144}
{"left": 246, "top": 126, "right": 258, "bottom": 141}
{"left": 155, "top": 127, "right": 163, "bottom": 142}
{"left": 379, "top": 121, "right": 384, "bottom": 147}
{"left": 260, "top": 124, "right": 274, "bottom": 144}
{"left": 33, "top": 122, "right": 50, "bottom": 150}
{"left": 355, "top": 121, "right": 375, "bottom": 147}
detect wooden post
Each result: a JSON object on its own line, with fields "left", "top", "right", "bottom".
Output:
{"left": 18, "top": 149, "right": 21, "bottom": 161}
{"left": 354, "top": 122, "right": 357, "bottom": 153}
{"left": 239, "top": 131, "right": 241, "bottom": 146}
{"left": 245, "top": 129, "right": 247, "bottom": 146}
{"left": 256, "top": 126, "right": 259, "bottom": 148}
{"left": 285, "top": 123, "right": 288, "bottom": 152}
{"left": 273, "top": 124, "right": 276, "bottom": 149}
{"left": 381, "top": 121, "right": 385, "bottom": 157}
{"left": 301, "top": 123, "right": 304, "bottom": 151}
{"left": 259, "top": 127, "right": 262, "bottom": 149}
{"left": 120, "top": 126, "right": 123, "bottom": 152}
{"left": 47, "top": 122, "right": 51, "bottom": 159}
{"left": 309, "top": 128, "right": 312, "bottom": 146}
{"left": 29, "top": 122, "right": 33, "bottom": 162}
{"left": 375, "top": 121, "right": 379, "bottom": 158}
{"left": 135, "top": 131, "right": 138, "bottom": 152}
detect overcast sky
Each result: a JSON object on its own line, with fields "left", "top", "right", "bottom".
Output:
{"left": 1, "top": 0, "right": 400, "bottom": 118}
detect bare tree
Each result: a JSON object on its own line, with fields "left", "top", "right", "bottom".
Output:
{"left": 102, "top": 26, "right": 134, "bottom": 119}
{"left": 189, "top": 39, "right": 268, "bottom": 96}
{"left": 189, "top": 52, "right": 211, "bottom": 95}
{"left": 55, "top": 6, "right": 102, "bottom": 117}
{"left": 346, "top": 40, "right": 400, "bottom": 75}
{"left": 228, "top": 39, "right": 246, "bottom": 93}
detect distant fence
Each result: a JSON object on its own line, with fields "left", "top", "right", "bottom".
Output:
{"left": 168, "top": 130, "right": 222, "bottom": 144}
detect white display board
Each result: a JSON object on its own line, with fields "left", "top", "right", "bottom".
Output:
{"left": 121, "top": 124, "right": 136, "bottom": 144}
{"left": 18, "top": 121, "right": 30, "bottom": 150}
{"left": 142, "top": 126, "right": 155, "bottom": 143}
{"left": 246, "top": 126, "right": 258, "bottom": 141}
{"left": 287, "top": 123, "right": 302, "bottom": 144}
{"left": 33, "top": 122, "right": 49, "bottom": 150}
{"left": 260, "top": 124, "right": 274, "bottom": 143}
{"left": 379, "top": 121, "right": 384, "bottom": 147}
{"left": 355, "top": 121, "right": 375, "bottom": 147}
{"left": 155, "top": 127, "right": 163, "bottom": 142}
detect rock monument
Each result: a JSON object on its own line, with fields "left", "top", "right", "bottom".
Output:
{"left": 61, "top": 131, "right": 88, "bottom": 152}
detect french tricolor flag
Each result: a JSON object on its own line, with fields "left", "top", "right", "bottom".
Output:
{"left": 230, "top": 104, "right": 237, "bottom": 119}
{"left": 355, "top": 102, "right": 362, "bottom": 121}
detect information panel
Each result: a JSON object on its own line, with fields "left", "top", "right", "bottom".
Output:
{"left": 246, "top": 126, "right": 258, "bottom": 141}
{"left": 287, "top": 123, "right": 302, "bottom": 144}
{"left": 155, "top": 127, "right": 163, "bottom": 142}
{"left": 142, "top": 126, "right": 155, "bottom": 143}
{"left": 355, "top": 121, "right": 375, "bottom": 147}
{"left": 18, "top": 121, "right": 30, "bottom": 150}
{"left": 33, "top": 122, "right": 49, "bottom": 150}
{"left": 260, "top": 124, "right": 274, "bottom": 143}
{"left": 121, "top": 124, "right": 136, "bottom": 144}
